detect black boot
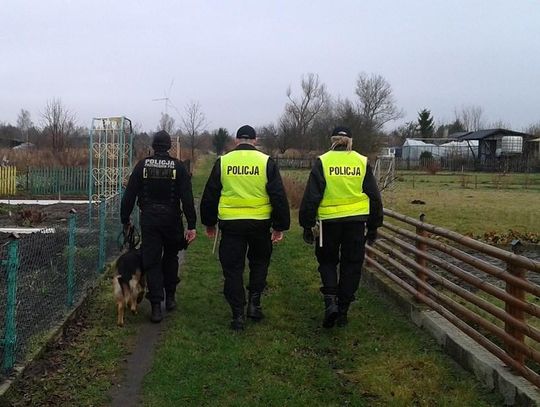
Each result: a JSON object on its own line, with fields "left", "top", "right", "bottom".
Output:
{"left": 150, "top": 303, "right": 163, "bottom": 323}
{"left": 322, "top": 295, "right": 339, "bottom": 328}
{"left": 230, "top": 308, "right": 245, "bottom": 331}
{"left": 247, "top": 292, "right": 264, "bottom": 321}
{"left": 165, "top": 291, "right": 177, "bottom": 311}
{"left": 336, "top": 302, "right": 350, "bottom": 327}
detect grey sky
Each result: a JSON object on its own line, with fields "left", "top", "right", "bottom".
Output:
{"left": 1, "top": 0, "right": 539, "bottom": 135}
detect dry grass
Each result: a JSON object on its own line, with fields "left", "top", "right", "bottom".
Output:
{"left": 384, "top": 187, "right": 540, "bottom": 237}
{"left": 0, "top": 148, "right": 89, "bottom": 168}
{"left": 282, "top": 175, "right": 305, "bottom": 209}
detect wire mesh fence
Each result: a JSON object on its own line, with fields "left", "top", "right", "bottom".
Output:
{"left": 0, "top": 194, "right": 122, "bottom": 379}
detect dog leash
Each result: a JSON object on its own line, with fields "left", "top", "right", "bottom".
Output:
{"left": 117, "top": 225, "right": 141, "bottom": 250}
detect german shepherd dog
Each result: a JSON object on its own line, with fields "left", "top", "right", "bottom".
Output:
{"left": 112, "top": 226, "right": 145, "bottom": 327}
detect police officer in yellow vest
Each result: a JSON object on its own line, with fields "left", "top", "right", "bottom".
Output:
{"left": 201, "top": 125, "right": 290, "bottom": 330}
{"left": 299, "top": 126, "right": 383, "bottom": 328}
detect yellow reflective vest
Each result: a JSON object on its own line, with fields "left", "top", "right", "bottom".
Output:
{"left": 317, "top": 150, "right": 370, "bottom": 220}
{"left": 218, "top": 149, "right": 272, "bottom": 220}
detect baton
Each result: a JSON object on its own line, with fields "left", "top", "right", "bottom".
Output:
{"left": 212, "top": 226, "right": 220, "bottom": 255}
{"left": 318, "top": 220, "right": 323, "bottom": 248}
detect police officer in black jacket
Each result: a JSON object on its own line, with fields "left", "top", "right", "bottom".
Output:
{"left": 200, "top": 125, "right": 290, "bottom": 331}
{"left": 299, "top": 126, "right": 383, "bottom": 328}
{"left": 121, "top": 130, "right": 197, "bottom": 323}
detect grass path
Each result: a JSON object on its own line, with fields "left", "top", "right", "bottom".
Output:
{"left": 2, "top": 155, "right": 505, "bottom": 406}
{"left": 140, "top": 156, "right": 502, "bottom": 406}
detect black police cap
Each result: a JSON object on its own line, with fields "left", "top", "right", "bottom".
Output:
{"left": 236, "top": 125, "right": 256, "bottom": 139}
{"left": 152, "top": 130, "right": 172, "bottom": 151}
{"left": 331, "top": 126, "right": 352, "bottom": 137}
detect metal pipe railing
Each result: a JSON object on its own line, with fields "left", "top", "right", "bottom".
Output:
{"left": 378, "top": 229, "right": 540, "bottom": 318}
{"left": 384, "top": 209, "right": 540, "bottom": 272}
{"left": 364, "top": 210, "right": 540, "bottom": 387}
{"left": 373, "top": 240, "right": 540, "bottom": 344}
{"left": 365, "top": 255, "right": 540, "bottom": 388}
{"left": 367, "top": 245, "right": 540, "bottom": 365}
{"left": 383, "top": 222, "right": 540, "bottom": 297}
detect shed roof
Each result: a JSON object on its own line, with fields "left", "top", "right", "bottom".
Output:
{"left": 456, "top": 128, "right": 533, "bottom": 141}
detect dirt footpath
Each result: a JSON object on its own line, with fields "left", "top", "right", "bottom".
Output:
{"left": 107, "top": 302, "right": 169, "bottom": 407}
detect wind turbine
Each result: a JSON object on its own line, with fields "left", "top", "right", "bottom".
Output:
{"left": 152, "top": 79, "right": 175, "bottom": 114}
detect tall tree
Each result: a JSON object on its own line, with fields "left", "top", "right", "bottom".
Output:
{"left": 41, "top": 98, "right": 76, "bottom": 151}
{"left": 181, "top": 100, "right": 207, "bottom": 160}
{"left": 455, "top": 105, "right": 484, "bottom": 131}
{"left": 284, "top": 73, "right": 329, "bottom": 150}
{"left": 355, "top": 72, "right": 404, "bottom": 130}
{"left": 157, "top": 112, "right": 175, "bottom": 135}
{"left": 17, "top": 109, "right": 33, "bottom": 144}
{"left": 212, "top": 128, "right": 231, "bottom": 156}
{"left": 390, "top": 121, "right": 417, "bottom": 145}
{"left": 334, "top": 98, "right": 381, "bottom": 154}
{"left": 416, "top": 108, "right": 434, "bottom": 137}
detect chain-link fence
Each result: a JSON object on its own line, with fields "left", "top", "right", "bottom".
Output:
{"left": 0, "top": 195, "right": 123, "bottom": 379}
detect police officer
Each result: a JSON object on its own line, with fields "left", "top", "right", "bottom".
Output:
{"left": 121, "top": 130, "right": 197, "bottom": 323}
{"left": 200, "top": 125, "right": 290, "bottom": 331}
{"left": 299, "top": 126, "right": 383, "bottom": 328}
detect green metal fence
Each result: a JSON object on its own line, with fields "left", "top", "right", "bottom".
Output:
{"left": 0, "top": 195, "right": 121, "bottom": 377}
{"left": 25, "top": 167, "right": 89, "bottom": 196}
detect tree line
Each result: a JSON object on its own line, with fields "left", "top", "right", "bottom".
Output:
{"left": 3, "top": 75, "right": 540, "bottom": 157}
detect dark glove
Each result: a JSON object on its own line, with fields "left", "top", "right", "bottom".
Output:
{"left": 366, "top": 229, "right": 377, "bottom": 246}
{"left": 303, "top": 227, "right": 314, "bottom": 245}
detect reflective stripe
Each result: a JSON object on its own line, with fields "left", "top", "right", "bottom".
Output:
{"left": 219, "top": 196, "right": 270, "bottom": 206}
{"left": 317, "top": 150, "right": 370, "bottom": 220}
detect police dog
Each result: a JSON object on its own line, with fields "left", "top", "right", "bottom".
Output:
{"left": 112, "top": 226, "right": 145, "bottom": 327}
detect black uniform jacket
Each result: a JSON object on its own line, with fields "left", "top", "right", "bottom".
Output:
{"left": 120, "top": 151, "right": 197, "bottom": 229}
{"left": 200, "top": 144, "right": 290, "bottom": 234}
{"left": 299, "top": 149, "right": 383, "bottom": 231}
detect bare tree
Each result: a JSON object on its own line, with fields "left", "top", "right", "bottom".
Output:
{"left": 41, "top": 98, "right": 76, "bottom": 151}
{"left": 525, "top": 122, "right": 540, "bottom": 136}
{"left": 487, "top": 119, "right": 510, "bottom": 130}
{"left": 454, "top": 105, "right": 484, "bottom": 131}
{"left": 181, "top": 100, "right": 207, "bottom": 160}
{"left": 285, "top": 73, "right": 330, "bottom": 149}
{"left": 157, "top": 112, "right": 176, "bottom": 134}
{"left": 17, "top": 109, "right": 33, "bottom": 144}
{"left": 355, "top": 72, "right": 404, "bottom": 130}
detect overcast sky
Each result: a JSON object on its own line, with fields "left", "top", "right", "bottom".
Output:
{"left": 1, "top": 0, "right": 539, "bottom": 135}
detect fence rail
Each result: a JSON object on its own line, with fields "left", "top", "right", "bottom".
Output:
{"left": 365, "top": 208, "right": 540, "bottom": 387}
{"left": 396, "top": 156, "right": 540, "bottom": 173}
{"left": 0, "top": 167, "right": 16, "bottom": 196}
{"left": 274, "top": 157, "right": 316, "bottom": 169}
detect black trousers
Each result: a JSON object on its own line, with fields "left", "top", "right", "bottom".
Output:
{"left": 219, "top": 230, "right": 272, "bottom": 311}
{"left": 315, "top": 221, "right": 366, "bottom": 304}
{"left": 141, "top": 221, "right": 185, "bottom": 304}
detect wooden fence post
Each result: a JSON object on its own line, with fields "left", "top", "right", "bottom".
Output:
{"left": 505, "top": 239, "right": 526, "bottom": 367}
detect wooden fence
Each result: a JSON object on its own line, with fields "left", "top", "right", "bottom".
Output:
{"left": 366, "top": 209, "right": 540, "bottom": 387}
{"left": 0, "top": 166, "right": 16, "bottom": 196}
{"left": 274, "top": 157, "right": 316, "bottom": 169}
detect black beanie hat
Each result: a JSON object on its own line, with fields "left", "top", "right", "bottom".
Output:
{"left": 236, "top": 125, "right": 256, "bottom": 139}
{"left": 331, "top": 126, "right": 352, "bottom": 137}
{"left": 152, "top": 130, "right": 172, "bottom": 151}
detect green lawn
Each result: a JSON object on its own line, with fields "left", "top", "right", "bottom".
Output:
{"left": 2, "top": 155, "right": 507, "bottom": 406}
{"left": 281, "top": 168, "right": 540, "bottom": 238}
{"left": 140, "top": 156, "right": 502, "bottom": 406}
{"left": 140, "top": 222, "right": 502, "bottom": 406}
